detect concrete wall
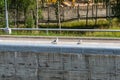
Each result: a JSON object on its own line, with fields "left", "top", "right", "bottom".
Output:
{"left": 42, "top": 6, "right": 108, "bottom": 21}
{"left": 9, "top": 5, "right": 112, "bottom": 23}
{"left": 0, "top": 44, "right": 120, "bottom": 80}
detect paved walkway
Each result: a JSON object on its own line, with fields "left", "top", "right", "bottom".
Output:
{"left": 0, "top": 36, "right": 120, "bottom": 49}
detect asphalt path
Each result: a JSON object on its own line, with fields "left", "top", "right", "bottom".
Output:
{"left": 0, "top": 36, "right": 120, "bottom": 46}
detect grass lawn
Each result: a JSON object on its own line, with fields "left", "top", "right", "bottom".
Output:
{"left": 1, "top": 18, "right": 120, "bottom": 37}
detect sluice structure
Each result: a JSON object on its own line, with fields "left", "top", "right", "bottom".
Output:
{"left": 0, "top": 40, "right": 120, "bottom": 80}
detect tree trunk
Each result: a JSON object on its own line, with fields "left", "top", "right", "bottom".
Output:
{"left": 86, "top": 2, "right": 89, "bottom": 27}
{"left": 95, "top": 3, "right": 98, "bottom": 26}
{"left": 36, "top": 0, "right": 38, "bottom": 28}
{"left": 16, "top": 3, "right": 19, "bottom": 28}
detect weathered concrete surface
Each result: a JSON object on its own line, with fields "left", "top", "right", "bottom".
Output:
{"left": 0, "top": 39, "right": 120, "bottom": 80}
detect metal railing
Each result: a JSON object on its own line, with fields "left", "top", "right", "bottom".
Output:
{"left": 0, "top": 28, "right": 120, "bottom": 38}
{"left": 1, "top": 28, "right": 120, "bottom": 32}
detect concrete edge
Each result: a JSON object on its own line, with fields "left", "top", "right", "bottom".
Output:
{"left": 0, "top": 35, "right": 120, "bottom": 40}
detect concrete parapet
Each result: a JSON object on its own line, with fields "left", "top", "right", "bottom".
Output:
{"left": 0, "top": 44, "right": 120, "bottom": 80}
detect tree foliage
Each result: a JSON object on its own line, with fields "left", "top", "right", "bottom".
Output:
{"left": 8, "top": 0, "right": 37, "bottom": 27}
{"left": 1, "top": 0, "right": 120, "bottom": 28}
{"left": 0, "top": 0, "right": 4, "bottom": 9}
{"left": 9, "top": 0, "right": 36, "bottom": 11}
{"left": 112, "top": 0, "right": 120, "bottom": 18}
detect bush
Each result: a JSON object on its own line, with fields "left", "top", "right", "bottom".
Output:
{"left": 25, "top": 16, "right": 35, "bottom": 28}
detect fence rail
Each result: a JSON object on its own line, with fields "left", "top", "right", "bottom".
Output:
{"left": 1, "top": 28, "right": 120, "bottom": 32}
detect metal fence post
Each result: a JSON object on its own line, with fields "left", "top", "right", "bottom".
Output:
{"left": 4, "top": 0, "right": 12, "bottom": 34}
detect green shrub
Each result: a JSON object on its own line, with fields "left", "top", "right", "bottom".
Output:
{"left": 25, "top": 16, "right": 35, "bottom": 28}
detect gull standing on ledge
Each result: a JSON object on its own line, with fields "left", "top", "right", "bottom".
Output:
{"left": 77, "top": 39, "right": 82, "bottom": 45}
{"left": 51, "top": 37, "right": 59, "bottom": 44}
